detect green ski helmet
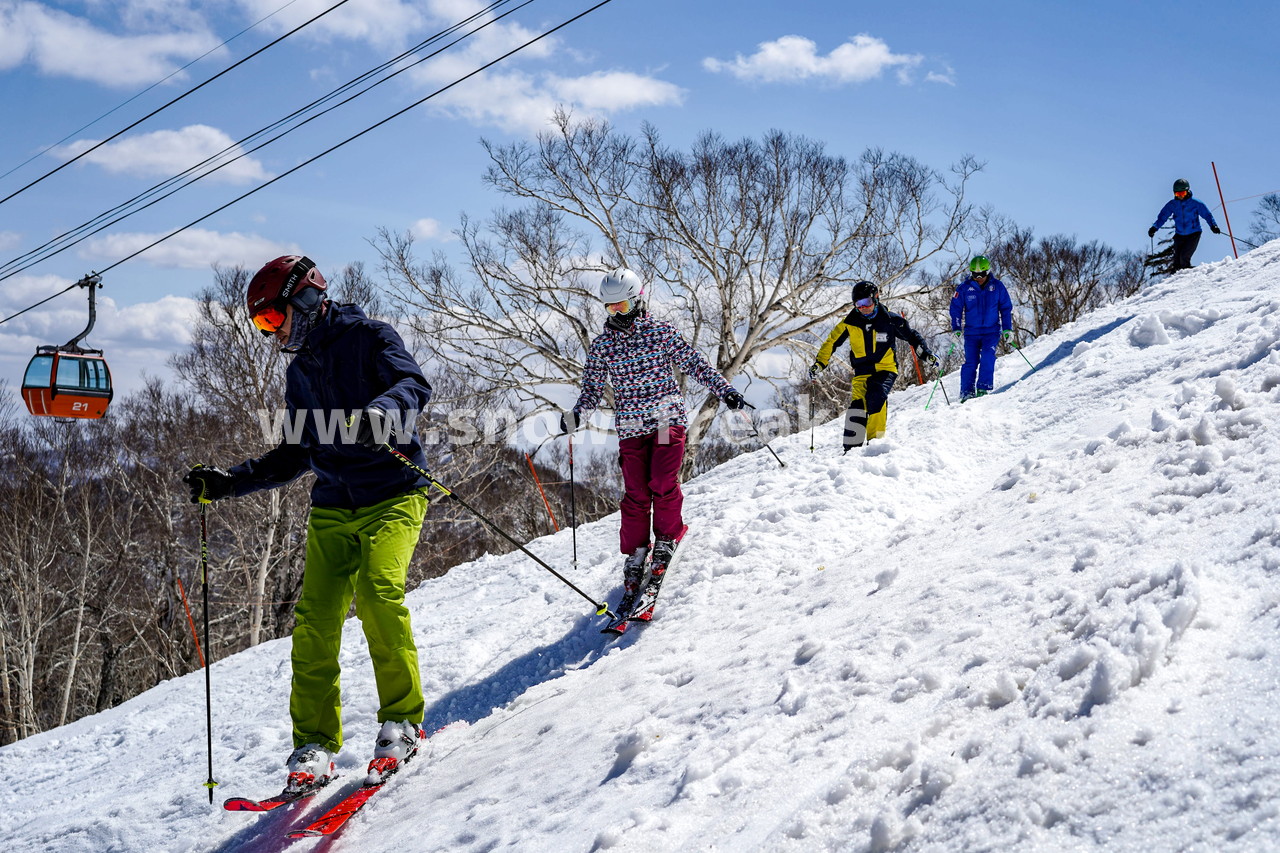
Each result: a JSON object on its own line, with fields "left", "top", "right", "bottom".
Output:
{"left": 969, "top": 255, "right": 992, "bottom": 274}
{"left": 1173, "top": 178, "right": 1190, "bottom": 193}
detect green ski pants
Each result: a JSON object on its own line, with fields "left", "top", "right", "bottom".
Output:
{"left": 290, "top": 488, "right": 428, "bottom": 752}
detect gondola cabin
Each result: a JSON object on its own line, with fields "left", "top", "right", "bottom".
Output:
{"left": 22, "top": 346, "right": 114, "bottom": 419}
{"left": 17, "top": 273, "right": 113, "bottom": 420}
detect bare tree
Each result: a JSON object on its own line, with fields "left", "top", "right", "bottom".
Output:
{"left": 377, "top": 112, "right": 978, "bottom": 469}
{"left": 992, "top": 230, "right": 1148, "bottom": 337}
{"left": 1249, "top": 193, "right": 1280, "bottom": 246}
{"left": 170, "top": 265, "right": 310, "bottom": 648}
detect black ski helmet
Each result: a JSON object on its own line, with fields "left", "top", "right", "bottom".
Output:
{"left": 851, "top": 280, "right": 878, "bottom": 302}
{"left": 1173, "top": 178, "right": 1190, "bottom": 193}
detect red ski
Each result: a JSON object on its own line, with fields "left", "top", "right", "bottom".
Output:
{"left": 286, "top": 758, "right": 402, "bottom": 838}
{"left": 224, "top": 783, "right": 327, "bottom": 812}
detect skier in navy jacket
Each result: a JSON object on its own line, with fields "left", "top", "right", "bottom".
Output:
{"left": 183, "top": 255, "right": 433, "bottom": 795}
{"left": 1148, "top": 178, "right": 1220, "bottom": 272}
{"left": 949, "top": 255, "right": 1013, "bottom": 401}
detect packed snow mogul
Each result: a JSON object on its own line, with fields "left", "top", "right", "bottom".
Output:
{"left": 950, "top": 255, "right": 1014, "bottom": 402}
{"left": 1149, "top": 178, "right": 1221, "bottom": 272}
{"left": 560, "top": 268, "right": 745, "bottom": 631}
{"left": 182, "top": 255, "right": 432, "bottom": 796}
{"left": 808, "top": 280, "right": 936, "bottom": 452}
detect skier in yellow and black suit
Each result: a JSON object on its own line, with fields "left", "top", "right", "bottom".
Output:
{"left": 808, "top": 280, "right": 937, "bottom": 453}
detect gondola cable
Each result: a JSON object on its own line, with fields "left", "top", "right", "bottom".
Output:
{"left": 0, "top": 0, "right": 357, "bottom": 209}
{"left": 100, "top": 0, "right": 618, "bottom": 279}
{"left": 0, "top": 0, "right": 310, "bottom": 184}
{"left": 0, "top": 0, "right": 530, "bottom": 281}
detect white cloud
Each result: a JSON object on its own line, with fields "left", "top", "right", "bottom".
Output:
{"left": 410, "top": 218, "right": 446, "bottom": 241}
{"left": 703, "top": 34, "right": 923, "bottom": 85}
{"left": 0, "top": 231, "right": 21, "bottom": 252}
{"left": 422, "top": 67, "right": 683, "bottom": 135}
{"left": 926, "top": 67, "right": 956, "bottom": 86}
{"left": 0, "top": 1, "right": 220, "bottom": 87}
{"left": 393, "top": 4, "right": 679, "bottom": 134}
{"left": 55, "top": 125, "right": 272, "bottom": 184}
{"left": 547, "top": 71, "right": 684, "bottom": 112}
{"left": 78, "top": 228, "right": 297, "bottom": 269}
{"left": 234, "top": 0, "right": 425, "bottom": 49}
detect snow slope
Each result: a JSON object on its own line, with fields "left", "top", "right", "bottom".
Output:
{"left": 3, "top": 244, "right": 1280, "bottom": 853}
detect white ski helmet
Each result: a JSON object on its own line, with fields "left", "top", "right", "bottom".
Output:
{"left": 599, "top": 268, "right": 645, "bottom": 306}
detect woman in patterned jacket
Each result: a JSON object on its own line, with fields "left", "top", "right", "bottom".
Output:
{"left": 561, "top": 268, "right": 745, "bottom": 618}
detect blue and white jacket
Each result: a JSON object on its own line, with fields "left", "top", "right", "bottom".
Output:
{"left": 573, "top": 313, "right": 734, "bottom": 440}
{"left": 950, "top": 276, "right": 1013, "bottom": 336}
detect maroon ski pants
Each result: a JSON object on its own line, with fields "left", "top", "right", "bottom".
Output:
{"left": 617, "top": 425, "right": 686, "bottom": 554}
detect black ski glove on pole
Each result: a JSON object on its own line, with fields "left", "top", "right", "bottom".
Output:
{"left": 353, "top": 408, "right": 397, "bottom": 449}
{"left": 184, "top": 464, "right": 235, "bottom": 504}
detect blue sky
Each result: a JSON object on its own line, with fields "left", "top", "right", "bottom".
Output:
{"left": 1, "top": 0, "right": 1277, "bottom": 398}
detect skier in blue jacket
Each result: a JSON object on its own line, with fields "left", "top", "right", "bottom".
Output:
{"left": 949, "top": 255, "right": 1013, "bottom": 402}
{"left": 183, "top": 255, "right": 433, "bottom": 796}
{"left": 1148, "top": 178, "right": 1220, "bottom": 272}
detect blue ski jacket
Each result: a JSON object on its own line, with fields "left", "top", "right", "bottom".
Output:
{"left": 229, "top": 302, "right": 433, "bottom": 509}
{"left": 950, "top": 276, "right": 1013, "bottom": 335}
{"left": 1152, "top": 193, "right": 1218, "bottom": 235}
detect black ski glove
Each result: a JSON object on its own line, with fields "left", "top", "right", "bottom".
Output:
{"left": 807, "top": 363, "right": 823, "bottom": 380}
{"left": 1210, "top": 225, "right": 1221, "bottom": 234}
{"left": 353, "top": 408, "right": 396, "bottom": 449}
{"left": 723, "top": 390, "right": 746, "bottom": 410}
{"left": 1148, "top": 226, "right": 1158, "bottom": 238}
{"left": 560, "top": 410, "right": 580, "bottom": 434}
{"left": 184, "top": 464, "right": 235, "bottom": 504}
{"left": 918, "top": 348, "right": 939, "bottom": 368}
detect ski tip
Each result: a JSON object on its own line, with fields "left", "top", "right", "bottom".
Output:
{"left": 223, "top": 799, "right": 264, "bottom": 812}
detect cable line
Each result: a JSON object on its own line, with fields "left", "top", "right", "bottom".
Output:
{"left": 0, "top": 0, "right": 307, "bottom": 184}
{"left": 0, "top": 0, "right": 529, "bottom": 281}
{"left": 93, "top": 0, "right": 618, "bottom": 277}
{"left": 0, "top": 282, "right": 80, "bottom": 326}
{"left": 0, "top": 0, "right": 356, "bottom": 209}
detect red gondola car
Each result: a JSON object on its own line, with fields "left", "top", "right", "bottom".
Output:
{"left": 20, "top": 274, "right": 114, "bottom": 420}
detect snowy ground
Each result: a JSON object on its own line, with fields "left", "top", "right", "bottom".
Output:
{"left": 3, "top": 242, "right": 1280, "bottom": 852}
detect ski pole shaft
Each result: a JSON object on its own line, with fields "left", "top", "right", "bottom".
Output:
{"left": 199, "top": 505, "right": 217, "bottom": 803}
{"left": 568, "top": 435, "right": 578, "bottom": 570}
{"left": 925, "top": 341, "right": 957, "bottom": 409}
{"left": 1012, "top": 342, "right": 1038, "bottom": 372}
{"left": 384, "top": 445, "right": 614, "bottom": 618}
{"left": 808, "top": 382, "right": 815, "bottom": 453}
{"left": 740, "top": 402, "right": 785, "bottom": 468}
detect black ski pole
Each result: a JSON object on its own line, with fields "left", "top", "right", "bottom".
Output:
{"left": 199, "top": 504, "right": 217, "bottom": 803}
{"left": 568, "top": 434, "right": 578, "bottom": 571}
{"left": 739, "top": 402, "right": 785, "bottom": 468}
{"left": 808, "top": 381, "right": 816, "bottom": 453}
{"left": 384, "top": 445, "right": 615, "bottom": 618}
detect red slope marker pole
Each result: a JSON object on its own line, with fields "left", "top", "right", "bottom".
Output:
{"left": 1211, "top": 161, "right": 1239, "bottom": 259}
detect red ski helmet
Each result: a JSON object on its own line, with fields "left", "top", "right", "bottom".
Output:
{"left": 246, "top": 255, "right": 327, "bottom": 321}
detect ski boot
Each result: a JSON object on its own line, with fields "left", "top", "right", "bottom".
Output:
{"left": 286, "top": 744, "right": 336, "bottom": 794}
{"left": 367, "top": 720, "right": 424, "bottom": 784}
{"left": 617, "top": 545, "right": 650, "bottom": 617}
{"left": 630, "top": 526, "right": 687, "bottom": 622}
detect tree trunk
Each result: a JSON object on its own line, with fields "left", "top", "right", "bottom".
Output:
{"left": 248, "top": 489, "right": 282, "bottom": 647}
